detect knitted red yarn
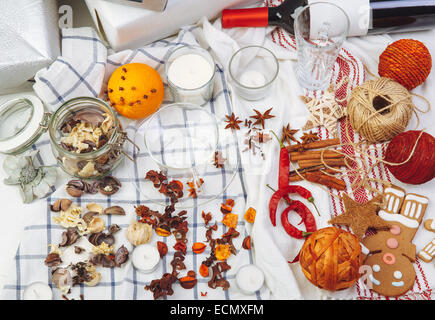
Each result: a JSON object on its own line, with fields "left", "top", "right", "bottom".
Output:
{"left": 378, "top": 39, "right": 432, "bottom": 90}
{"left": 385, "top": 131, "right": 435, "bottom": 185}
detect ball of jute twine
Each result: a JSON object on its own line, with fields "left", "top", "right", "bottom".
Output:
{"left": 347, "top": 77, "right": 426, "bottom": 144}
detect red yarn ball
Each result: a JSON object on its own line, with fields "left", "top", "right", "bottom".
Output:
{"left": 385, "top": 130, "right": 435, "bottom": 185}
{"left": 379, "top": 39, "right": 432, "bottom": 90}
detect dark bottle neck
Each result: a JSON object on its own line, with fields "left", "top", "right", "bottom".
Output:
{"left": 268, "top": 0, "right": 307, "bottom": 34}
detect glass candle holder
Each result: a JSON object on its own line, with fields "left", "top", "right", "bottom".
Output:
{"left": 229, "top": 45, "right": 279, "bottom": 101}
{"left": 165, "top": 45, "right": 216, "bottom": 106}
{"left": 294, "top": 2, "right": 350, "bottom": 91}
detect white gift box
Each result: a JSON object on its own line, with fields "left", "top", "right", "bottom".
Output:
{"left": 85, "top": 0, "right": 261, "bottom": 51}
{"left": 0, "top": 0, "right": 60, "bottom": 92}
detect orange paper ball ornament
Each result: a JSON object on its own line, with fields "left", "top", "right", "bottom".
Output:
{"left": 108, "top": 63, "right": 164, "bottom": 119}
{"left": 378, "top": 39, "right": 432, "bottom": 90}
{"left": 299, "top": 227, "right": 363, "bottom": 291}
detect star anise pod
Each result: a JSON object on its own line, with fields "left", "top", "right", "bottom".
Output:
{"left": 281, "top": 124, "right": 299, "bottom": 145}
{"left": 224, "top": 113, "right": 243, "bottom": 130}
{"left": 301, "top": 131, "right": 320, "bottom": 144}
{"left": 250, "top": 108, "right": 275, "bottom": 129}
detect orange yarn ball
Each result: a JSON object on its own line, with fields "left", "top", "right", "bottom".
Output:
{"left": 299, "top": 227, "right": 363, "bottom": 291}
{"left": 379, "top": 39, "right": 432, "bottom": 90}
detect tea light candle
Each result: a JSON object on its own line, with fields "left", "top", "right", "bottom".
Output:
{"left": 23, "top": 282, "right": 53, "bottom": 300}
{"left": 239, "top": 70, "right": 267, "bottom": 88}
{"left": 132, "top": 244, "right": 161, "bottom": 274}
{"left": 235, "top": 264, "right": 265, "bottom": 295}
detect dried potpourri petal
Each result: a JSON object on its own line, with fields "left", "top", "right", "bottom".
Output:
{"left": 44, "top": 252, "right": 62, "bottom": 267}
{"left": 213, "top": 151, "right": 226, "bottom": 168}
{"left": 114, "top": 245, "right": 129, "bottom": 267}
{"left": 192, "top": 242, "right": 207, "bottom": 254}
{"left": 215, "top": 244, "right": 232, "bottom": 261}
{"left": 157, "top": 241, "right": 168, "bottom": 258}
{"left": 242, "top": 236, "right": 251, "bottom": 250}
{"left": 202, "top": 211, "right": 212, "bottom": 226}
{"left": 244, "top": 207, "right": 256, "bottom": 223}
{"left": 179, "top": 276, "right": 197, "bottom": 289}
{"left": 222, "top": 213, "right": 238, "bottom": 229}
{"left": 199, "top": 263, "right": 209, "bottom": 277}
{"left": 173, "top": 241, "right": 187, "bottom": 255}
{"left": 220, "top": 203, "right": 232, "bottom": 214}
{"left": 59, "top": 227, "right": 80, "bottom": 247}
{"left": 98, "top": 176, "right": 122, "bottom": 196}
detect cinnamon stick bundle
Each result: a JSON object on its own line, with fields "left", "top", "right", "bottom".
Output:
{"left": 289, "top": 168, "right": 338, "bottom": 182}
{"left": 286, "top": 138, "right": 340, "bottom": 152}
{"left": 290, "top": 150, "right": 343, "bottom": 161}
{"left": 298, "top": 158, "right": 347, "bottom": 169}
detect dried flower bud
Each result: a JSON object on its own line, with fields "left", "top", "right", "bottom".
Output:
{"left": 126, "top": 221, "right": 152, "bottom": 246}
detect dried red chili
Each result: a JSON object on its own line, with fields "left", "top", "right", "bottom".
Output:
{"left": 271, "top": 130, "right": 290, "bottom": 189}
{"left": 280, "top": 200, "right": 316, "bottom": 239}
{"left": 269, "top": 185, "right": 320, "bottom": 226}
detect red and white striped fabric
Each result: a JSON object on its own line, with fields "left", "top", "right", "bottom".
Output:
{"left": 265, "top": 0, "right": 433, "bottom": 300}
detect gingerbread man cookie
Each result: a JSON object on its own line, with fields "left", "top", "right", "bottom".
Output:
{"left": 361, "top": 186, "right": 429, "bottom": 297}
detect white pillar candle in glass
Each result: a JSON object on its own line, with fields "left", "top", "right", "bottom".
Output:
{"left": 166, "top": 45, "right": 215, "bottom": 106}
{"left": 235, "top": 264, "right": 265, "bottom": 295}
{"left": 23, "top": 282, "right": 53, "bottom": 300}
{"left": 132, "top": 244, "right": 161, "bottom": 274}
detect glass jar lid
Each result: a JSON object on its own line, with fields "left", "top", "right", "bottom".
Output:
{"left": 0, "top": 95, "right": 47, "bottom": 154}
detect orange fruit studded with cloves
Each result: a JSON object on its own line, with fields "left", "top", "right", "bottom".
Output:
{"left": 107, "top": 63, "right": 164, "bottom": 119}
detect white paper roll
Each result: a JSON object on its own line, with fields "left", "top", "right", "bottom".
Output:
{"left": 308, "top": 0, "right": 370, "bottom": 37}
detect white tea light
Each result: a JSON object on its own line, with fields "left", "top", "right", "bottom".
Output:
{"left": 239, "top": 70, "right": 267, "bottom": 88}
{"left": 167, "top": 53, "right": 214, "bottom": 90}
{"left": 132, "top": 244, "right": 161, "bottom": 274}
{"left": 23, "top": 282, "right": 53, "bottom": 300}
{"left": 235, "top": 264, "right": 265, "bottom": 295}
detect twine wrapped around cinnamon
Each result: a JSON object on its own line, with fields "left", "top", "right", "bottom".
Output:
{"left": 299, "top": 227, "right": 362, "bottom": 291}
{"left": 347, "top": 77, "right": 425, "bottom": 143}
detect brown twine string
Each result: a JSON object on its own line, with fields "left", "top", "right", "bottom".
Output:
{"left": 347, "top": 77, "right": 430, "bottom": 144}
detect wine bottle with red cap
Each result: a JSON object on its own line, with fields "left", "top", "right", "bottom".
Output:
{"left": 222, "top": 0, "right": 435, "bottom": 37}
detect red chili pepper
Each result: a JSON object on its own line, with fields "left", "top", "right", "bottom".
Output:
{"left": 270, "top": 131, "right": 290, "bottom": 189}
{"left": 269, "top": 185, "right": 320, "bottom": 226}
{"left": 280, "top": 200, "right": 316, "bottom": 239}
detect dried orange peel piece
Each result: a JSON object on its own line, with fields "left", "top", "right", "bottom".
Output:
{"left": 222, "top": 213, "right": 238, "bottom": 229}
{"left": 215, "top": 244, "right": 231, "bottom": 261}
{"left": 244, "top": 207, "right": 256, "bottom": 223}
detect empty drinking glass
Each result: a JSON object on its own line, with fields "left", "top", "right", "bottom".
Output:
{"left": 294, "top": 2, "right": 350, "bottom": 91}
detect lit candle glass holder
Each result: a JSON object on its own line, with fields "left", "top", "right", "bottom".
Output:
{"left": 229, "top": 46, "right": 279, "bottom": 101}
{"left": 166, "top": 45, "right": 216, "bottom": 106}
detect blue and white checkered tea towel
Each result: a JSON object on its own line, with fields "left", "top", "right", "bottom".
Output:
{"left": 1, "top": 25, "right": 270, "bottom": 300}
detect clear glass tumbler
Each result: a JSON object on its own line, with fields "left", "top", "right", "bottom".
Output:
{"left": 294, "top": 2, "right": 350, "bottom": 91}
{"left": 229, "top": 46, "right": 279, "bottom": 101}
